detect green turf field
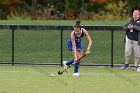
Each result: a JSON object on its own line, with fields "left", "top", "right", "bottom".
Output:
{"left": 0, "top": 20, "right": 135, "bottom": 64}
{"left": 0, "top": 66, "right": 139, "bottom": 93}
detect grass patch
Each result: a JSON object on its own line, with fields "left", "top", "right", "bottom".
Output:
{"left": 0, "top": 66, "right": 139, "bottom": 93}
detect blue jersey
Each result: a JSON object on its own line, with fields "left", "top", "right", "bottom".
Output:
{"left": 68, "top": 28, "right": 85, "bottom": 51}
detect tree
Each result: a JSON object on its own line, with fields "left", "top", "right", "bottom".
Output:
{"left": 127, "top": 0, "right": 140, "bottom": 16}
{"left": 64, "top": 0, "right": 107, "bottom": 19}
{"left": 31, "top": 0, "right": 37, "bottom": 19}
{"left": 90, "top": 0, "right": 107, "bottom": 3}
{"left": 0, "top": 0, "right": 24, "bottom": 5}
{"left": 0, "top": 0, "right": 25, "bottom": 19}
{"left": 31, "top": 0, "right": 66, "bottom": 19}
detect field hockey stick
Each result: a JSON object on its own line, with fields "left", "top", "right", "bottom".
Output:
{"left": 58, "top": 54, "right": 86, "bottom": 75}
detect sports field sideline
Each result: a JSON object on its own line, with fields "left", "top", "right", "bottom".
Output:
{"left": 0, "top": 65, "right": 139, "bottom": 93}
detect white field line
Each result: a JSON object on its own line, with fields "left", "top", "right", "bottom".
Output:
{"left": 0, "top": 70, "right": 35, "bottom": 72}
{"left": 0, "top": 78, "right": 131, "bottom": 83}
{"left": 0, "top": 78, "right": 48, "bottom": 82}
{"left": 0, "top": 70, "right": 40, "bottom": 73}
{"left": 82, "top": 72, "right": 140, "bottom": 76}
{"left": 67, "top": 81, "right": 130, "bottom": 84}
{"left": 0, "top": 70, "right": 140, "bottom": 76}
{"left": 0, "top": 78, "right": 139, "bottom": 86}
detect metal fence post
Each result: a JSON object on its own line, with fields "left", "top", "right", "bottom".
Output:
{"left": 111, "top": 30, "right": 114, "bottom": 68}
{"left": 60, "top": 27, "right": 63, "bottom": 66}
{"left": 12, "top": 28, "right": 15, "bottom": 65}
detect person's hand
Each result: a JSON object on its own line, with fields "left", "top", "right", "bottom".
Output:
{"left": 74, "top": 57, "right": 78, "bottom": 62}
{"left": 130, "top": 24, "right": 134, "bottom": 29}
{"left": 128, "top": 24, "right": 134, "bottom": 29}
{"left": 86, "top": 50, "right": 91, "bottom": 55}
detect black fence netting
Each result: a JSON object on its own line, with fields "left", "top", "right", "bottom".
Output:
{"left": 0, "top": 25, "right": 128, "bottom": 66}
{"left": 0, "top": 30, "right": 12, "bottom": 63}
{"left": 14, "top": 30, "right": 61, "bottom": 64}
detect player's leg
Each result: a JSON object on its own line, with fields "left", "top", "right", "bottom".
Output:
{"left": 65, "top": 52, "right": 75, "bottom": 66}
{"left": 64, "top": 40, "right": 82, "bottom": 67}
{"left": 73, "top": 50, "right": 82, "bottom": 76}
{"left": 64, "top": 50, "right": 81, "bottom": 67}
{"left": 63, "top": 51, "right": 77, "bottom": 73}
{"left": 63, "top": 39, "right": 75, "bottom": 69}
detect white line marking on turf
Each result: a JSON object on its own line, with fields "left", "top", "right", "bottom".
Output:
{"left": 0, "top": 70, "right": 40, "bottom": 73}
{"left": 0, "top": 78, "right": 138, "bottom": 86}
{"left": 0, "top": 78, "right": 48, "bottom": 82}
{"left": 67, "top": 81, "right": 130, "bottom": 84}
{"left": 82, "top": 72, "right": 140, "bottom": 76}
{"left": 0, "top": 70, "right": 140, "bottom": 76}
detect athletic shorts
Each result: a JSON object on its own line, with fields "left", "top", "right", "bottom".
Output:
{"left": 67, "top": 39, "right": 82, "bottom": 52}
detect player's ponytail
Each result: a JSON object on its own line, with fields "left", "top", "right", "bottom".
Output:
{"left": 76, "top": 20, "right": 81, "bottom": 25}
{"left": 75, "top": 20, "right": 81, "bottom": 29}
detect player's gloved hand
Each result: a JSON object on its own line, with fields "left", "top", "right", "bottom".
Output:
{"left": 86, "top": 50, "right": 91, "bottom": 55}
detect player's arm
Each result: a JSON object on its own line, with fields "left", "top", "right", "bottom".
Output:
{"left": 83, "top": 30, "right": 92, "bottom": 55}
{"left": 71, "top": 32, "right": 77, "bottom": 61}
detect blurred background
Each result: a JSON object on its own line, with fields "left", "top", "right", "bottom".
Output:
{"left": 0, "top": 0, "right": 140, "bottom": 20}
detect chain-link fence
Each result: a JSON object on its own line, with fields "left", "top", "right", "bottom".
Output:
{"left": 0, "top": 25, "right": 129, "bottom": 67}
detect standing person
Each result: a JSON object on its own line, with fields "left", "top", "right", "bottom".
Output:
{"left": 63, "top": 21, "right": 92, "bottom": 76}
{"left": 120, "top": 10, "right": 140, "bottom": 71}
{"left": 137, "top": 11, "right": 140, "bottom": 72}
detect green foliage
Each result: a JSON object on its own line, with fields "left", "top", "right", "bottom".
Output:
{"left": 0, "top": 0, "right": 25, "bottom": 19}
{"left": 37, "top": 0, "right": 65, "bottom": 13}
{"left": 92, "top": 1, "right": 128, "bottom": 20}
{"left": 0, "top": 5, "right": 9, "bottom": 19}
{"left": 64, "top": 0, "right": 83, "bottom": 19}
{"left": 0, "top": 0, "right": 131, "bottom": 20}
{"left": 7, "top": 12, "right": 31, "bottom": 20}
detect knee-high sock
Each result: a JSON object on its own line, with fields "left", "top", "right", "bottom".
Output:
{"left": 74, "top": 62, "right": 80, "bottom": 73}
{"left": 66, "top": 59, "right": 74, "bottom": 66}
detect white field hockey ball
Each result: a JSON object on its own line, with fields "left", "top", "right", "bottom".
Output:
{"left": 137, "top": 68, "right": 140, "bottom": 72}
{"left": 50, "top": 73, "right": 54, "bottom": 77}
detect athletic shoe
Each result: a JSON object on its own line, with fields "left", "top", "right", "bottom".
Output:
{"left": 137, "top": 68, "right": 140, "bottom": 72}
{"left": 63, "top": 61, "right": 68, "bottom": 73}
{"left": 132, "top": 66, "right": 138, "bottom": 71}
{"left": 120, "top": 64, "right": 129, "bottom": 70}
{"left": 73, "top": 73, "right": 80, "bottom": 77}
